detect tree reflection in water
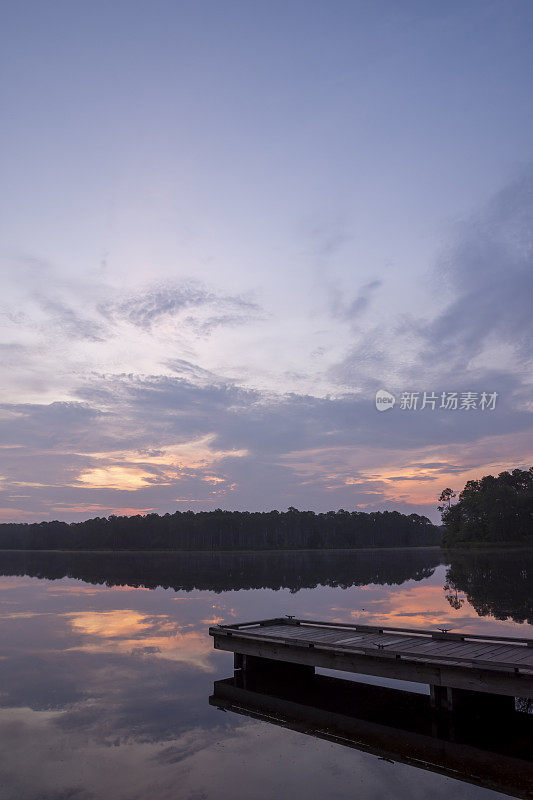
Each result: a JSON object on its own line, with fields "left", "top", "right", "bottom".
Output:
{"left": 0, "top": 547, "right": 442, "bottom": 593}
{"left": 444, "top": 549, "right": 533, "bottom": 624}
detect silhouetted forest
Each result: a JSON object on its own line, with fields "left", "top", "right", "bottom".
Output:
{"left": 444, "top": 549, "right": 533, "bottom": 625}
{"left": 0, "top": 547, "right": 442, "bottom": 592}
{"left": 440, "top": 468, "right": 533, "bottom": 547}
{"left": 0, "top": 508, "right": 440, "bottom": 551}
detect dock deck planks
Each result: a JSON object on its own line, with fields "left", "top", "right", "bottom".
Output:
{"left": 210, "top": 617, "right": 533, "bottom": 698}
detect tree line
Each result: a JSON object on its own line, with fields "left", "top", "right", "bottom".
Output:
{"left": 0, "top": 507, "right": 440, "bottom": 551}
{"left": 439, "top": 467, "right": 533, "bottom": 547}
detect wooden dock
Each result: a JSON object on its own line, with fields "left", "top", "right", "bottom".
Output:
{"left": 210, "top": 617, "right": 533, "bottom": 708}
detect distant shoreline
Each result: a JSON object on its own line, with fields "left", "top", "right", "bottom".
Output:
{"left": 0, "top": 544, "right": 442, "bottom": 555}
{"left": 1, "top": 543, "right": 531, "bottom": 556}
{"left": 442, "top": 540, "right": 533, "bottom": 551}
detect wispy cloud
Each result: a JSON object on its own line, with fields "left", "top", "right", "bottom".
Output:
{"left": 328, "top": 171, "right": 533, "bottom": 394}
{"left": 34, "top": 297, "right": 108, "bottom": 342}
{"left": 99, "top": 281, "right": 261, "bottom": 330}
{"left": 422, "top": 170, "right": 533, "bottom": 369}
{"left": 330, "top": 279, "right": 382, "bottom": 323}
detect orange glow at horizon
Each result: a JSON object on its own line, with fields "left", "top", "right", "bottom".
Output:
{"left": 281, "top": 432, "right": 533, "bottom": 508}
{"left": 71, "top": 435, "right": 248, "bottom": 492}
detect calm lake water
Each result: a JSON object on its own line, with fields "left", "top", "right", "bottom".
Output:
{"left": 0, "top": 547, "right": 531, "bottom": 800}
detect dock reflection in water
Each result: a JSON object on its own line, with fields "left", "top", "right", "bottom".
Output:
{"left": 211, "top": 670, "right": 533, "bottom": 799}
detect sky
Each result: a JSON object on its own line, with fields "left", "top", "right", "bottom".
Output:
{"left": 0, "top": 0, "right": 532, "bottom": 523}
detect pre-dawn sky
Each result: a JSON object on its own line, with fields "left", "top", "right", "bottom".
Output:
{"left": 1, "top": 0, "right": 532, "bottom": 523}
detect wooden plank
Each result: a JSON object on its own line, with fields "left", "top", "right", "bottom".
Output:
{"left": 413, "top": 642, "right": 500, "bottom": 659}
{"left": 299, "top": 629, "right": 347, "bottom": 639}
{"left": 260, "top": 625, "right": 306, "bottom": 635}
{"left": 333, "top": 635, "right": 365, "bottom": 645}
{"left": 405, "top": 644, "right": 490, "bottom": 660}
{"left": 377, "top": 636, "right": 435, "bottom": 650}
{"left": 483, "top": 649, "right": 533, "bottom": 666}
{"left": 359, "top": 634, "right": 413, "bottom": 645}
{"left": 467, "top": 645, "right": 530, "bottom": 661}
{"left": 448, "top": 643, "right": 525, "bottom": 659}
{"left": 262, "top": 628, "right": 342, "bottom": 643}
{"left": 387, "top": 640, "right": 472, "bottom": 657}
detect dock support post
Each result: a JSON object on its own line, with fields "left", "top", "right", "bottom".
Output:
{"left": 430, "top": 684, "right": 454, "bottom": 712}
{"left": 234, "top": 652, "right": 314, "bottom": 678}
{"left": 430, "top": 684, "right": 516, "bottom": 714}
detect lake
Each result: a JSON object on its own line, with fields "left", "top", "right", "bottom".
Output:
{"left": 0, "top": 547, "right": 531, "bottom": 800}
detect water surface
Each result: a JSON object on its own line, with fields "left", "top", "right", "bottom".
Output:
{"left": 0, "top": 547, "right": 531, "bottom": 800}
